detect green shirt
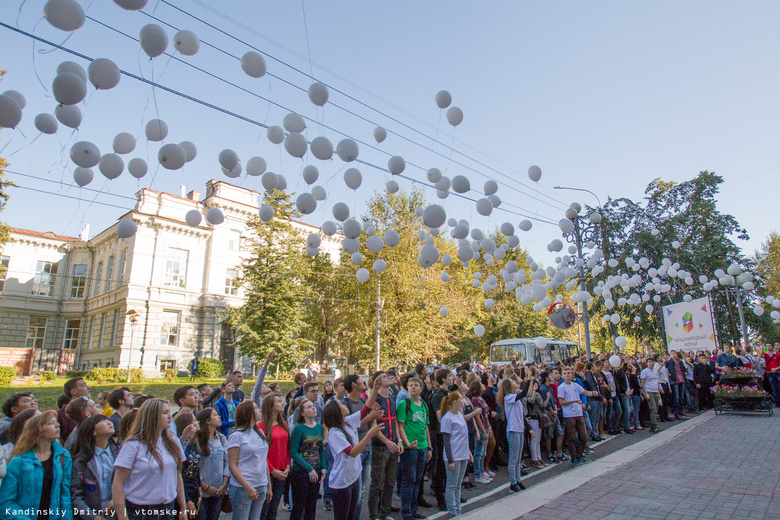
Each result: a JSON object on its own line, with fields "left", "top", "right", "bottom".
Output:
{"left": 397, "top": 397, "right": 430, "bottom": 450}
{"left": 290, "top": 422, "right": 325, "bottom": 472}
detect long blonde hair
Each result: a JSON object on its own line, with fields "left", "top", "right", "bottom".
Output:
{"left": 10, "top": 410, "right": 57, "bottom": 459}
{"left": 127, "top": 399, "right": 182, "bottom": 471}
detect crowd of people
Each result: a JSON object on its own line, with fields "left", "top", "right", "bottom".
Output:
{"left": 1, "top": 342, "right": 780, "bottom": 520}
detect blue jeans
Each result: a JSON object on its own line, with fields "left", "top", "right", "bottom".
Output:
{"left": 684, "top": 381, "right": 698, "bottom": 412}
{"left": 444, "top": 460, "right": 468, "bottom": 517}
{"left": 769, "top": 373, "right": 780, "bottom": 406}
{"left": 322, "top": 445, "right": 334, "bottom": 503}
{"left": 400, "top": 448, "right": 426, "bottom": 520}
{"left": 231, "top": 484, "right": 268, "bottom": 520}
{"left": 631, "top": 395, "right": 641, "bottom": 428}
{"left": 507, "top": 431, "right": 524, "bottom": 484}
{"left": 353, "top": 448, "right": 371, "bottom": 520}
{"left": 671, "top": 382, "right": 684, "bottom": 415}
{"left": 473, "top": 437, "right": 486, "bottom": 479}
{"left": 588, "top": 400, "right": 602, "bottom": 435}
{"left": 618, "top": 395, "right": 631, "bottom": 431}
{"left": 260, "top": 476, "right": 286, "bottom": 520}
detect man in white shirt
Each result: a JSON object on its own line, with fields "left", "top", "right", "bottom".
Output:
{"left": 640, "top": 357, "right": 662, "bottom": 433}
{"left": 557, "top": 367, "right": 600, "bottom": 466}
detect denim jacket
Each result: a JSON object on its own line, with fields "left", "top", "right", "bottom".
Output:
{"left": 0, "top": 442, "right": 74, "bottom": 520}
{"left": 71, "top": 443, "right": 119, "bottom": 520}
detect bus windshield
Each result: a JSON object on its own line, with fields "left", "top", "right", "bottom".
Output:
{"left": 491, "top": 343, "right": 527, "bottom": 363}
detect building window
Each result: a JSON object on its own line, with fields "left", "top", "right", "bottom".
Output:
{"left": 117, "top": 250, "right": 127, "bottom": 286}
{"left": 87, "top": 316, "right": 95, "bottom": 350}
{"left": 63, "top": 319, "right": 81, "bottom": 350}
{"left": 0, "top": 256, "right": 9, "bottom": 291}
{"left": 94, "top": 261, "right": 103, "bottom": 296}
{"left": 32, "top": 261, "right": 58, "bottom": 296}
{"left": 160, "top": 359, "right": 175, "bottom": 371}
{"left": 70, "top": 265, "right": 87, "bottom": 298}
{"left": 111, "top": 310, "right": 120, "bottom": 346}
{"left": 164, "top": 248, "right": 188, "bottom": 288}
{"left": 99, "top": 314, "right": 107, "bottom": 348}
{"left": 25, "top": 316, "right": 47, "bottom": 348}
{"left": 225, "top": 269, "right": 240, "bottom": 295}
{"left": 160, "top": 311, "right": 179, "bottom": 346}
{"left": 227, "top": 231, "right": 241, "bottom": 252}
{"left": 105, "top": 256, "right": 114, "bottom": 292}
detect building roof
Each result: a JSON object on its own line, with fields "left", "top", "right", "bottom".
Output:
{"left": 11, "top": 227, "right": 82, "bottom": 242}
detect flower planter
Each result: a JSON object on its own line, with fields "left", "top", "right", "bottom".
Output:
{"left": 718, "top": 375, "right": 756, "bottom": 386}
{"left": 714, "top": 394, "right": 774, "bottom": 416}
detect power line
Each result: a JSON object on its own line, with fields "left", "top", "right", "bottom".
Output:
{"left": 10, "top": 185, "right": 132, "bottom": 210}
{"left": 0, "top": 22, "right": 557, "bottom": 226}
{"left": 5, "top": 170, "right": 139, "bottom": 201}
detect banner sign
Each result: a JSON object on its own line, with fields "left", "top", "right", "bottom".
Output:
{"left": 58, "top": 349, "right": 76, "bottom": 375}
{"left": 662, "top": 296, "right": 717, "bottom": 353}
{"left": 0, "top": 347, "right": 34, "bottom": 376}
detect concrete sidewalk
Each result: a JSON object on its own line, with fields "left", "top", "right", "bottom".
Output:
{"left": 461, "top": 410, "right": 780, "bottom": 520}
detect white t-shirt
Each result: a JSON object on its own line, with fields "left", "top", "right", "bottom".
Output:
{"left": 114, "top": 437, "right": 185, "bottom": 504}
{"left": 328, "top": 411, "right": 363, "bottom": 489}
{"left": 439, "top": 411, "right": 469, "bottom": 463}
{"left": 557, "top": 382, "right": 585, "bottom": 418}
{"left": 504, "top": 393, "right": 525, "bottom": 433}
{"left": 658, "top": 366, "right": 670, "bottom": 385}
{"left": 227, "top": 428, "right": 269, "bottom": 488}
{"left": 640, "top": 367, "right": 660, "bottom": 393}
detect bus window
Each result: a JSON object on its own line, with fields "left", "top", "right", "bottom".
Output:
{"left": 550, "top": 345, "right": 562, "bottom": 363}
{"left": 539, "top": 347, "right": 553, "bottom": 364}
{"left": 490, "top": 343, "right": 527, "bottom": 364}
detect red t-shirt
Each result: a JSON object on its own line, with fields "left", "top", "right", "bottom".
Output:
{"left": 258, "top": 422, "right": 291, "bottom": 473}
{"left": 764, "top": 353, "right": 780, "bottom": 372}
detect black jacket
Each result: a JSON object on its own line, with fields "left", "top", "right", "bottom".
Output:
{"left": 693, "top": 363, "right": 714, "bottom": 385}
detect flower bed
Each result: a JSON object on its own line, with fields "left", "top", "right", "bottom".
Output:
{"left": 713, "top": 385, "right": 768, "bottom": 398}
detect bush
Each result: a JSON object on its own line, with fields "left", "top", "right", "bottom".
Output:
{"left": 117, "top": 368, "right": 144, "bottom": 383}
{"left": 0, "top": 366, "right": 17, "bottom": 385}
{"left": 66, "top": 370, "right": 88, "bottom": 379}
{"left": 197, "top": 358, "right": 223, "bottom": 378}
{"left": 39, "top": 371, "right": 56, "bottom": 383}
{"left": 86, "top": 367, "right": 144, "bottom": 383}
{"left": 163, "top": 369, "right": 177, "bottom": 382}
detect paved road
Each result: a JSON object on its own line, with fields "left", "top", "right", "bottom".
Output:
{"left": 500, "top": 411, "right": 780, "bottom": 520}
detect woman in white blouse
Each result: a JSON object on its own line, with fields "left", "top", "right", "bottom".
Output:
{"left": 227, "top": 400, "right": 271, "bottom": 520}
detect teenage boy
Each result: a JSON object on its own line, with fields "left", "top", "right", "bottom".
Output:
{"left": 107, "top": 386, "right": 134, "bottom": 432}
{"left": 202, "top": 370, "right": 245, "bottom": 407}
{"left": 302, "top": 381, "right": 323, "bottom": 421}
{"left": 369, "top": 371, "right": 403, "bottom": 520}
{"left": 693, "top": 355, "right": 715, "bottom": 410}
{"left": 0, "top": 393, "right": 36, "bottom": 444}
{"left": 557, "top": 368, "right": 600, "bottom": 466}
{"left": 397, "top": 377, "right": 431, "bottom": 520}
{"left": 665, "top": 351, "right": 687, "bottom": 419}
{"left": 189, "top": 356, "right": 200, "bottom": 382}
{"left": 58, "top": 377, "right": 90, "bottom": 442}
{"left": 173, "top": 385, "right": 200, "bottom": 418}
{"left": 640, "top": 357, "right": 662, "bottom": 433}
{"left": 213, "top": 381, "right": 241, "bottom": 435}
{"left": 427, "top": 368, "right": 453, "bottom": 511}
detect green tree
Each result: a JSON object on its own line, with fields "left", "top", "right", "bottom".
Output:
{"left": 224, "top": 190, "right": 312, "bottom": 370}
{"left": 753, "top": 231, "right": 780, "bottom": 342}
{"left": 0, "top": 70, "right": 15, "bottom": 265}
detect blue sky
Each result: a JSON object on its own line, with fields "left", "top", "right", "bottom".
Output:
{"left": 1, "top": 0, "right": 779, "bottom": 265}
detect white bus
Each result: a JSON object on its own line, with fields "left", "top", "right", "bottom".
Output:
{"left": 489, "top": 338, "right": 581, "bottom": 366}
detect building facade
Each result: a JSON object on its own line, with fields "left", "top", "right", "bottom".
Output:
{"left": 0, "top": 180, "right": 340, "bottom": 376}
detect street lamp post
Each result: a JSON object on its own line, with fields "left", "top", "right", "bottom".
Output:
{"left": 375, "top": 272, "right": 384, "bottom": 371}
{"left": 125, "top": 309, "right": 140, "bottom": 382}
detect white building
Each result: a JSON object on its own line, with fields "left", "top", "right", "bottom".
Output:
{"left": 0, "top": 180, "right": 340, "bottom": 376}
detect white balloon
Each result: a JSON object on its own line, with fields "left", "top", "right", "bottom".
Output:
{"left": 145, "top": 119, "right": 168, "bottom": 142}
{"left": 388, "top": 156, "right": 405, "bottom": 175}
{"left": 88, "top": 58, "right": 120, "bottom": 89}
{"left": 451, "top": 175, "right": 470, "bottom": 193}
{"left": 114, "top": 0, "right": 147, "bottom": 10}
{"left": 311, "top": 186, "right": 327, "bottom": 201}
{"left": 128, "top": 158, "right": 148, "bottom": 178}
{"left": 241, "top": 52, "right": 267, "bottom": 78}
{"left": 373, "top": 127, "right": 387, "bottom": 143}
{"left": 427, "top": 168, "right": 442, "bottom": 183}
{"left": 332, "top": 203, "right": 350, "bottom": 222}
{"left": 610, "top": 314, "right": 621, "bottom": 325}
{"left": 322, "top": 221, "right": 337, "bottom": 236}
{"left": 609, "top": 355, "right": 621, "bottom": 367}
{"left": 296, "top": 165, "right": 317, "bottom": 185}
{"left": 116, "top": 219, "right": 138, "bottom": 238}
{"left": 342, "top": 219, "right": 362, "bottom": 239}
{"left": 34, "top": 113, "right": 58, "bottom": 134}
{"left": 52, "top": 72, "right": 86, "bottom": 105}
{"left": 559, "top": 218, "right": 575, "bottom": 234}
{"left": 73, "top": 167, "right": 93, "bottom": 186}
{"left": 296, "top": 193, "right": 317, "bottom": 215}
{"left": 283, "top": 113, "right": 306, "bottom": 133}
{"left": 439, "top": 306, "right": 448, "bottom": 317}
{"left": 474, "top": 324, "right": 485, "bottom": 337}
{"left": 753, "top": 306, "right": 765, "bottom": 317}
{"left": 241, "top": 156, "right": 265, "bottom": 177}
{"left": 310, "top": 137, "right": 333, "bottom": 160}
{"left": 260, "top": 171, "right": 278, "bottom": 191}
{"left": 0, "top": 91, "right": 23, "bottom": 107}
{"left": 218, "top": 149, "right": 239, "bottom": 172}
{"left": 528, "top": 165, "right": 542, "bottom": 182}
{"left": 44, "top": 0, "right": 85, "bottom": 31}
{"left": 351, "top": 252, "right": 363, "bottom": 265}
{"left": 488, "top": 194, "right": 501, "bottom": 208}
{"left": 436, "top": 189, "right": 449, "bottom": 200}
{"left": 344, "top": 168, "right": 362, "bottom": 190}
{"left": 615, "top": 336, "right": 628, "bottom": 349}
{"left": 384, "top": 230, "right": 400, "bottom": 247}
{"left": 342, "top": 238, "right": 360, "bottom": 254}
{"left": 306, "top": 233, "right": 321, "bottom": 249}
{"left": 222, "top": 163, "right": 242, "bottom": 178}
{"left": 206, "top": 208, "right": 224, "bottom": 225}
{"left": 113, "top": 133, "right": 136, "bottom": 154}
{"left": 672, "top": 240, "right": 681, "bottom": 249}
{"left": 484, "top": 298, "right": 495, "bottom": 309}
{"left": 476, "top": 198, "right": 493, "bottom": 216}
{"left": 444, "top": 106, "right": 464, "bottom": 127}
{"left": 534, "top": 337, "right": 547, "bottom": 349}
{"left": 139, "top": 24, "right": 168, "bottom": 58}
{"left": 267, "top": 126, "right": 285, "bottom": 144}
{"left": 179, "top": 141, "right": 197, "bottom": 162}
{"left": 55, "top": 104, "right": 81, "bottom": 128}
{"left": 308, "top": 82, "right": 329, "bottom": 106}
{"left": 258, "top": 204, "right": 274, "bottom": 222}
{"left": 185, "top": 209, "right": 202, "bottom": 227}
{"left": 70, "top": 141, "right": 101, "bottom": 168}
{"left": 386, "top": 180, "right": 399, "bottom": 194}
{"left": 56, "top": 62, "right": 87, "bottom": 84}
{"left": 519, "top": 220, "right": 532, "bottom": 231}
{"left": 484, "top": 180, "right": 498, "bottom": 196}
{"left": 422, "top": 205, "right": 446, "bottom": 228}
{"left": 158, "top": 143, "right": 186, "bottom": 170}
{"left": 173, "top": 30, "right": 200, "bottom": 56}
{"left": 336, "top": 139, "right": 359, "bottom": 162}
{"left": 373, "top": 259, "right": 387, "bottom": 273}
{"left": 645, "top": 304, "right": 654, "bottom": 314}
{"left": 435, "top": 90, "right": 452, "bottom": 109}
{"left": 589, "top": 212, "right": 602, "bottom": 224}
{"left": 284, "top": 133, "right": 308, "bottom": 158}
{"left": 366, "top": 235, "right": 384, "bottom": 253}
{"left": 419, "top": 244, "right": 440, "bottom": 268}
{"left": 99, "top": 153, "right": 124, "bottom": 179}
{"left": 356, "top": 268, "right": 370, "bottom": 283}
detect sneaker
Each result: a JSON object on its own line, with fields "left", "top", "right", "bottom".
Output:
{"left": 650, "top": 427, "right": 660, "bottom": 433}
{"left": 585, "top": 447, "right": 595, "bottom": 454}
{"left": 509, "top": 483, "right": 521, "bottom": 493}
{"left": 559, "top": 454, "right": 571, "bottom": 462}
{"left": 475, "top": 477, "right": 492, "bottom": 484}
{"left": 323, "top": 501, "right": 333, "bottom": 511}
{"left": 417, "top": 498, "right": 432, "bottom": 508}
{"left": 547, "top": 455, "right": 556, "bottom": 464}
{"left": 462, "top": 481, "right": 476, "bottom": 490}
{"left": 485, "top": 470, "right": 496, "bottom": 478}
{"left": 624, "top": 429, "right": 634, "bottom": 435}
{"left": 460, "top": 497, "right": 468, "bottom": 503}
{"left": 572, "top": 458, "right": 582, "bottom": 466}
{"left": 517, "top": 481, "right": 526, "bottom": 490}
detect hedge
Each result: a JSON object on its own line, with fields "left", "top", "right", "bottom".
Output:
{"left": 197, "top": 358, "right": 223, "bottom": 378}
{"left": 0, "top": 366, "right": 16, "bottom": 385}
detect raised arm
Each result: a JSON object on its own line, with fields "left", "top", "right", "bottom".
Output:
{"left": 251, "top": 352, "right": 275, "bottom": 406}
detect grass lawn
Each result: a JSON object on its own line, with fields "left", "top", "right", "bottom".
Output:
{"left": 3, "top": 378, "right": 296, "bottom": 412}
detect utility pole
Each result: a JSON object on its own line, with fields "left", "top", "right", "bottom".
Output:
{"left": 375, "top": 272, "right": 382, "bottom": 371}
